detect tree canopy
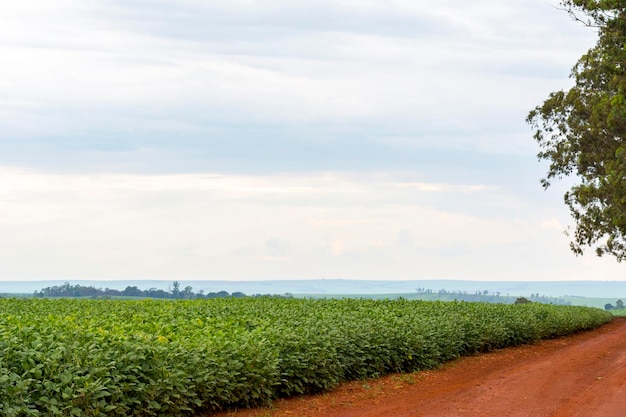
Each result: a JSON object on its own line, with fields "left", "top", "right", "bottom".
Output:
{"left": 527, "top": 1, "right": 626, "bottom": 260}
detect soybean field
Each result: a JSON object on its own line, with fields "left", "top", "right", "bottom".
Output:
{"left": 0, "top": 298, "right": 612, "bottom": 417}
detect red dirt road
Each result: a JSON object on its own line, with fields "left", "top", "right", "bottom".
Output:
{"left": 210, "top": 317, "right": 626, "bottom": 417}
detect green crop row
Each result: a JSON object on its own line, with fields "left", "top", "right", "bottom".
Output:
{"left": 0, "top": 298, "right": 612, "bottom": 416}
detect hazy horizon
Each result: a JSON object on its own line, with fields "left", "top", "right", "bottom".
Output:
{"left": 3, "top": 278, "right": 626, "bottom": 299}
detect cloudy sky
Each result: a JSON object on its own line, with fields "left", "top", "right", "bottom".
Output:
{"left": 0, "top": 0, "right": 622, "bottom": 282}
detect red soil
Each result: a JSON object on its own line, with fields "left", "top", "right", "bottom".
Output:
{"left": 209, "top": 317, "right": 626, "bottom": 417}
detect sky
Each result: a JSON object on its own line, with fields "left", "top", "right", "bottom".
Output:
{"left": 0, "top": 0, "right": 624, "bottom": 282}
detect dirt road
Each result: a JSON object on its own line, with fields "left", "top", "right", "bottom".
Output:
{"left": 211, "top": 317, "right": 626, "bottom": 417}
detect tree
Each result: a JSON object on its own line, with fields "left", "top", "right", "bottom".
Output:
{"left": 123, "top": 286, "right": 143, "bottom": 297}
{"left": 182, "top": 286, "right": 194, "bottom": 299}
{"left": 616, "top": 299, "right": 625, "bottom": 309}
{"left": 527, "top": 1, "right": 626, "bottom": 260}
{"left": 172, "top": 281, "right": 181, "bottom": 298}
{"left": 514, "top": 297, "right": 532, "bottom": 304}
{"left": 604, "top": 303, "right": 614, "bottom": 310}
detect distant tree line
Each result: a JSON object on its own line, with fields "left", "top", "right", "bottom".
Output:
{"left": 414, "top": 288, "right": 571, "bottom": 305}
{"left": 33, "top": 281, "right": 292, "bottom": 300}
{"left": 604, "top": 300, "right": 625, "bottom": 311}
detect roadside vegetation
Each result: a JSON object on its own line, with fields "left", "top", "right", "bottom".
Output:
{"left": 604, "top": 299, "right": 625, "bottom": 316}
{"left": 528, "top": 1, "right": 626, "bottom": 262}
{"left": 0, "top": 298, "right": 611, "bottom": 416}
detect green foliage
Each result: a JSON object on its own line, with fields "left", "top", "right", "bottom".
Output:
{"left": 34, "top": 281, "right": 266, "bottom": 299}
{"left": 611, "top": 308, "right": 626, "bottom": 316}
{"left": 0, "top": 298, "right": 612, "bottom": 416}
{"left": 527, "top": 1, "right": 626, "bottom": 260}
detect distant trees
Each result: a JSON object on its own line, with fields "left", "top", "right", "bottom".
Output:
{"left": 122, "top": 286, "right": 143, "bottom": 297}
{"left": 171, "top": 281, "right": 181, "bottom": 298}
{"left": 182, "top": 285, "right": 194, "bottom": 299}
{"left": 514, "top": 297, "right": 532, "bottom": 305}
{"left": 35, "top": 282, "right": 173, "bottom": 299}
{"left": 33, "top": 282, "right": 294, "bottom": 300}
{"left": 604, "top": 299, "right": 624, "bottom": 311}
{"left": 413, "top": 287, "right": 570, "bottom": 305}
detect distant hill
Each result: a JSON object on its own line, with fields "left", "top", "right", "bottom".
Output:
{"left": 1, "top": 279, "right": 625, "bottom": 299}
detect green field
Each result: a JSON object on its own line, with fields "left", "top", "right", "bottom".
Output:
{"left": 0, "top": 298, "right": 612, "bottom": 416}
{"left": 561, "top": 296, "right": 624, "bottom": 309}
{"left": 300, "top": 292, "right": 626, "bottom": 310}
{"left": 299, "top": 292, "right": 570, "bottom": 305}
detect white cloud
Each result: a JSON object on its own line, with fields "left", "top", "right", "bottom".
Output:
{"left": 0, "top": 167, "right": 622, "bottom": 281}
{"left": 0, "top": 1, "right": 617, "bottom": 282}
{"left": 540, "top": 218, "right": 564, "bottom": 231}
{"left": 0, "top": 0, "right": 597, "bottom": 148}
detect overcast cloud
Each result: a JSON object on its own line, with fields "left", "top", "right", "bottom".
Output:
{"left": 0, "top": 0, "right": 622, "bottom": 282}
